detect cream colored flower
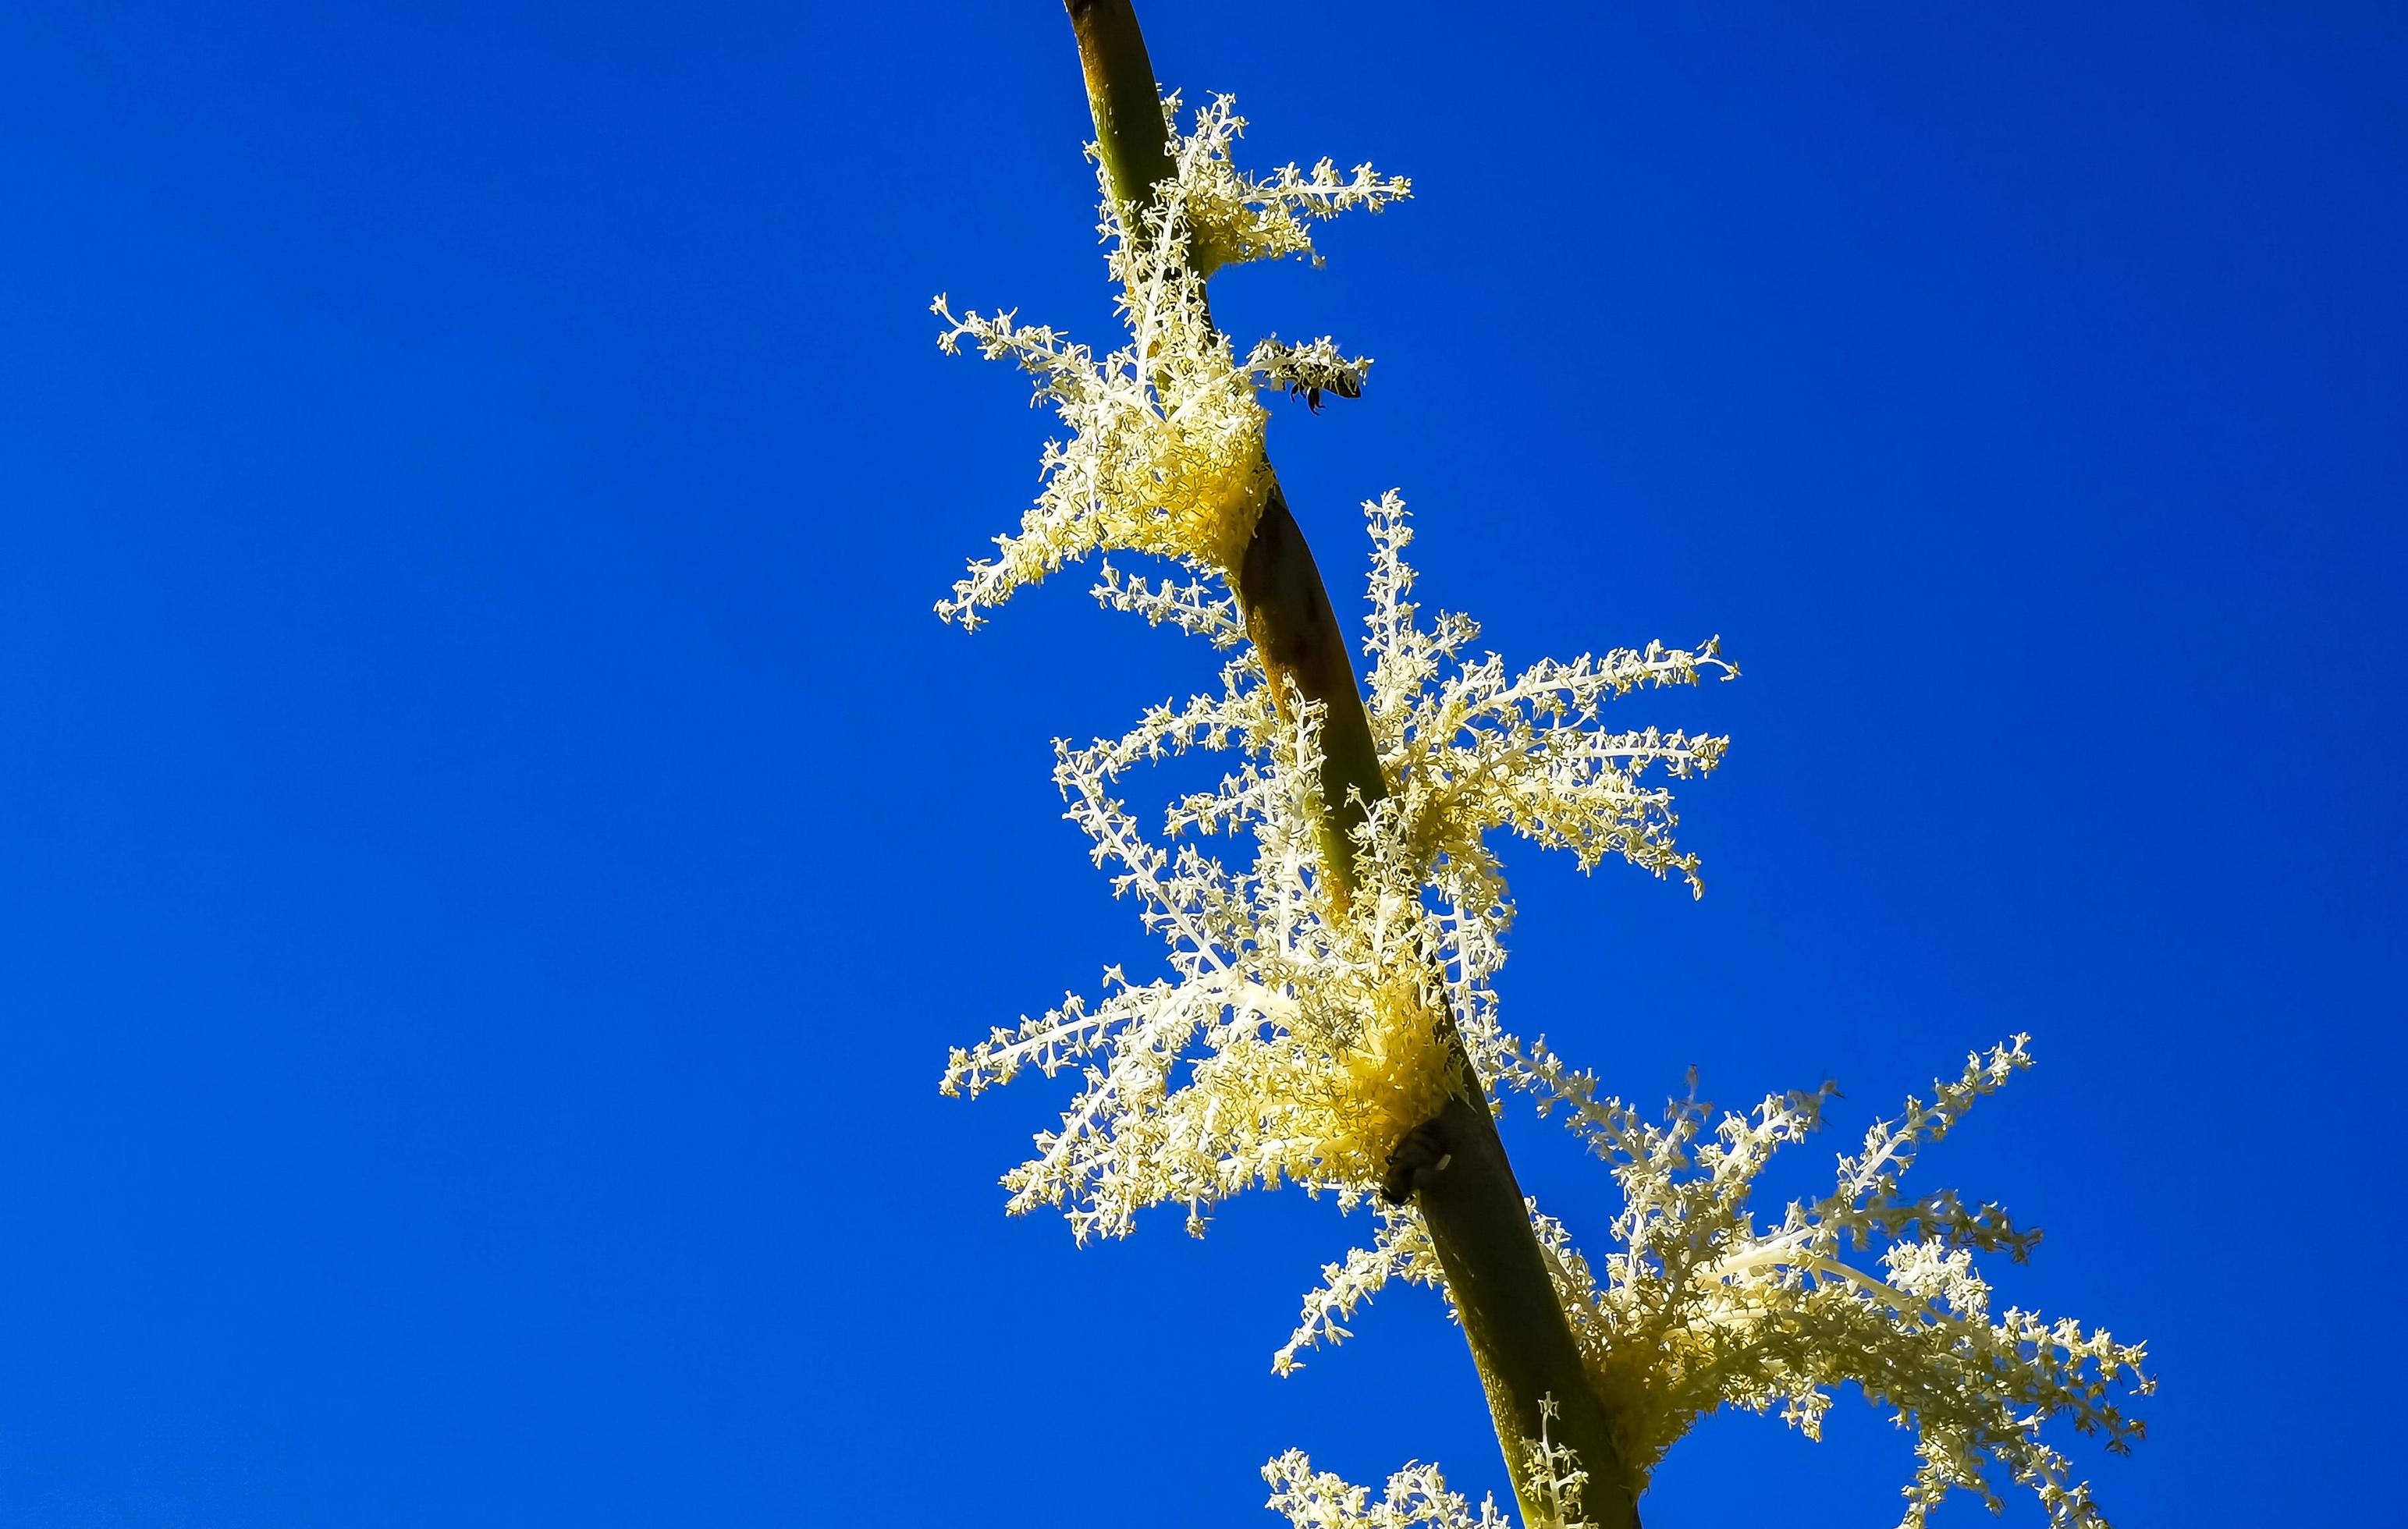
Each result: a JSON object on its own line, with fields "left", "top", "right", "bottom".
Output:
{"left": 1278, "top": 1038, "right": 2152, "bottom": 1529}
{"left": 941, "top": 495, "right": 1729, "bottom": 1236}
{"left": 934, "top": 95, "right": 1405, "bottom": 627}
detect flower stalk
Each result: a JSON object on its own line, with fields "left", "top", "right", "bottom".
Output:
{"left": 1060, "top": 4, "right": 1639, "bottom": 1523}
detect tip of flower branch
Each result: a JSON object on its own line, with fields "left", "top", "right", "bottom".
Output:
{"left": 931, "top": 92, "right": 1408, "bottom": 620}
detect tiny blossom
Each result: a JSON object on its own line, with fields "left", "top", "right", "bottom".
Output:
{"left": 1264, "top": 1453, "right": 1513, "bottom": 1529}
{"left": 1266, "top": 1405, "right": 1590, "bottom": 1529}
{"left": 932, "top": 94, "right": 1406, "bottom": 627}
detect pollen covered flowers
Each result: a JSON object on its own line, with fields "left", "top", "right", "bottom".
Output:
{"left": 1274, "top": 1038, "right": 2153, "bottom": 1529}
{"left": 939, "top": 493, "right": 1731, "bottom": 1234}
{"left": 932, "top": 94, "right": 1405, "bottom": 627}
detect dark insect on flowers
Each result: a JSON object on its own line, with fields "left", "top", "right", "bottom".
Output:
{"left": 1285, "top": 373, "right": 1363, "bottom": 413}
{"left": 1380, "top": 1118, "right": 1454, "bottom": 1204}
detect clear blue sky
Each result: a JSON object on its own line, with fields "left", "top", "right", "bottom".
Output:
{"left": 2, "top": 2, "right": 2400, "bottom": 1524}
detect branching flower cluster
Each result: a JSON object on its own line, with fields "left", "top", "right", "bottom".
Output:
{"left": 933, "top": 90, "right": 2146, "bottom": 1529}
{"left": 1264, "top": 1402, "right": 1587, "bottom": 1529}
{"left": 939, "top": 492, "right": 1730, "bottom": 1238}
{"left": 1275, "top": 1039, "right": 2152, "bottom": 1529}
{"left": 933, "top": 94, "right": 1404, "bottom": 627}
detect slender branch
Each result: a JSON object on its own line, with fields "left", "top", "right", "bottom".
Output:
{"left": 1236, "top": 479, "right": 1386, "bottom": 903}
{"left": 1067, "top": 0, "right": 1178, "bottom": 238}
{"left": 1060, "top": 5, "right": 1642, "bottom": 1525}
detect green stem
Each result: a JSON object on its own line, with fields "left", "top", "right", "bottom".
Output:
{"left": 1061, "top": 5, "right": 1639, "bottom": 1524}
{"left": 1067, "top": 0, "right": 1177, "bottom": 237}
{"left": 1235, "top": 478, "right": 1384, "bottom": 902}
{"left": 1413, "top": 1098, "right": 1642, "bottom": 1528}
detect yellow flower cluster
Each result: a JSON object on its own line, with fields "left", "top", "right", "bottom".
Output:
{"left": 940, "top": 495, "right": 1730, "bottom": 1234}
{"left": 934, "top": 96, "right": 1403, "bottom": 627}
{"left": 1277, "top": 1040, "right": 2152, "bottom": 1529}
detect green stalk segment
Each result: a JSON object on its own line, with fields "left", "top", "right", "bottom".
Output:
{"left": 1067, "top": 0, "right": 1177, "bottom": 236}
{"left": 1235, "top": 480, "right": 1384, "bottom": 903}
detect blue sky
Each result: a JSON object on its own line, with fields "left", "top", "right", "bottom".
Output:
{"left": 1, "top": 2, "right": 2400, "bottom": 1524}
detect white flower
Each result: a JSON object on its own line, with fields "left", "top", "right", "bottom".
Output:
{"left": 941, "top": 495, "right": 1730, "bottom": 1237}
{"left": 1279, "top": 1038, "right": 2153, "bottom": 1529}
{"left": 934, "top": 95, "right": 1405, "bottom": 627}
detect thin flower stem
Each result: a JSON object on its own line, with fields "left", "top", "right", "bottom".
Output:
{"left": 1060, "top": 5, "right": 1639, "bottom": 1524}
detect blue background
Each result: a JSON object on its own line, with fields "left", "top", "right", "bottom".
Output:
{"left": 2, "top": 2, "right": 2400, "bottom": 1523}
